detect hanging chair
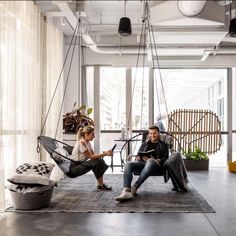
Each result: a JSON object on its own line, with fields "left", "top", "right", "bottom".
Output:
{"left": 38, "top": 136, "right": 75, "bottom": 178}
{"left": 37, "top": 17, "right": 92, "bottom": 177}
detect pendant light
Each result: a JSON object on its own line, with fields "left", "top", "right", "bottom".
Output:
{"left": 229, "top": 1, "right": 236, "bottom": 37}
{"left": 118, "top": 0, "right": 132, "bottom": 36}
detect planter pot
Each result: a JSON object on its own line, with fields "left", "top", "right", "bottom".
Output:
{"left": 228, "top": 161, "right": 236, "bottom": 173}
{"left": 183, "top": 159, "right": 209, "bottom": 171}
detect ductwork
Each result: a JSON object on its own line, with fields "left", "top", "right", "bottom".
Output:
{"left": 52, "top": 0, "right": 236, "bottom": 60}
{"left": 178, "top": 0, "right": 206, "bottom": 17}
{"left": 53, "top": 1, "right": 125, "bottom": 55}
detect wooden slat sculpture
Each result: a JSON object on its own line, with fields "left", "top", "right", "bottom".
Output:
{"left": 168, "top": 109, "right": 222, "bottom": 154}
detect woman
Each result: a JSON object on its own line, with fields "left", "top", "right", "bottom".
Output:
{"left": 70, "top": 126, "right": 113, "bottom": 190}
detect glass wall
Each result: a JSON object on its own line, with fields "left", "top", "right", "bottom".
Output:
{"left": 154, "top": 69, "right": 227, "bottom": 167}
{"left": 154, "top": 69, "right": 227, "bottom": 129}
{"left": 132, "top": 68, "right": 149, "bottom": 130}
{"left": 90, "top": 66, "right": 229, "bottom": 168}
{"left": 100, "top": 67, "right": 126, "bottom": 130}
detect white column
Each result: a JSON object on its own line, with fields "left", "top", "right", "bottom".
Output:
{"left": 94, "top": 66, "right": 100, "bottom": 153}
{"left": 227, "top": 68, "right": 232, "bottom": 162}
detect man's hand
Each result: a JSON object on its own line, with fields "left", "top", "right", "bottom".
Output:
{"left": 155, "top": 159, "right": 161, "bottom": 166}
{"left": 142, "top": 156, "right": 149, "bottom": 162}
{"left": 135, "top": 156, "right": 141, "bottom": 161}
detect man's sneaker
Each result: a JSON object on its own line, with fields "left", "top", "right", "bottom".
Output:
{"left": 131, "top": 185, "right": 138, "bottom": 196}
{"left": 115, "top": 188, "right": 134, "bottom": 202}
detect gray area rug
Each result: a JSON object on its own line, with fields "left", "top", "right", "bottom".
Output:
{"left": 7, "top": 174, "right": 215, "bottom": 213}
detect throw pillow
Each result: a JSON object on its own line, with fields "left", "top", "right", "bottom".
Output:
{"left": 8, "top": 161, "right": 54, "bottom": 185}
{"left": 52, "top": 147, "right": 69, "bottom": 163}
{"left": 160, "top": 133, "right": 174, "bottom": 149}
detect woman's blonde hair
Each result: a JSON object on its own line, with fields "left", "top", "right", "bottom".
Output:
{"left": 77, "top": 126, "right": 95, "bottom": 140}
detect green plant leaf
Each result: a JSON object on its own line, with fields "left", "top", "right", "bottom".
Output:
{"left": 87, "top": 107, "right": 93, "bottom": 115}
{"left": 183, "top": 146, "right": 209, "bottom": 160}
{"left": 79, "top": 105, "right": 86, "bottom": 112}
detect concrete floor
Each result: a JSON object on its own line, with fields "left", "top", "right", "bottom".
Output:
{"left": 0, "top": 168, "right": 236, "bottom": 236}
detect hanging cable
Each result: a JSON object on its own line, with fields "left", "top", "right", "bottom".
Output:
{"left": 142, "top": 1, "right": 168, "bottom": 121}
{"left": 140, "top": 19, "right": 147, "bottom": 129}
{"left": 78, "top": 18, "right": 81, "bottom": 108}
{"left": 127, "top": 21, "right": 145, "bottom": 129}
{"left": 81, "top": 26, "right": 88, "bottom": 107}
{"left": 125, "top": 2, "right": 149, "bottom": 158}
{"left": 146, "top": 17, "right": 162, "bottom": 122}
{"left": 40, "top": 17, "right": 81, "bottom": 136}
{"left": 54, "top": 19, "right": 80, "bottom": 139}
{"left": 150, "top": 25, "right": 169, "bottom": 118}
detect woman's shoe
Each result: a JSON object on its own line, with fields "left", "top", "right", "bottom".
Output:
{"left": 97, "top": 183, "right": 112, "bottom": 191}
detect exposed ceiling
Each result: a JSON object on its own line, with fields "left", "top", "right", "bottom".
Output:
{"left": 35, "top": 0, "right": 236, "bottom": 61}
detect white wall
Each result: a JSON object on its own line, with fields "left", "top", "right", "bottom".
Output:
{"left": 63, "top": 45, "right": 81, "bottom": 114}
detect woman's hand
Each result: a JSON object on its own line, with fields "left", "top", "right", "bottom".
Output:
{"left": 104, "top": 150, "right": 113, "bottom": 156}
{"left": 135, "top": 156, "right": 141, "bottom": 161}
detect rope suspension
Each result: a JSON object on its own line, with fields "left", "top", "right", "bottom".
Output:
{"left": 127, "top": 0, "right": 169, "bottom": 133}
{"left": 40, "top": 16, "right": 90, "bottom": 139}
{"left": 40, "top": 17, "right": 81, "bottom": 136}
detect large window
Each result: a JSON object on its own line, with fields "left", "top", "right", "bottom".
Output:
{"left": 132, "top": 68, "right": 149, "bottom": 130}
{"left": 100, "top": 67, "right": 126, "bottom": 130}
{"left": 154, "top": 69, "right": 227, "bottom": 167}
{"left": 154, "top": 69, "right": 227, "bottom": 129}
{"left": 93, "top": 67, "right": 229, "bottom": 167}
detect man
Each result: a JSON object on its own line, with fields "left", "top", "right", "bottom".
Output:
{"left": 115, "top": 125, "right": 169, "bottom": 202}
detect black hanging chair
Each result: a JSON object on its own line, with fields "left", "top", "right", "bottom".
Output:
{"left": 38, "top": 136, "right": 75, "bottom": 178}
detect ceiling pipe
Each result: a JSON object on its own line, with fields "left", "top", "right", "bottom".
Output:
{"left": 53, "top": 1, "right": 128, "bottom": 55}
{"left": 178, "top": 0, "right": 206, "bottom": 17}
{"left": 53, "top": 1, "right": 236, "bottom": 58}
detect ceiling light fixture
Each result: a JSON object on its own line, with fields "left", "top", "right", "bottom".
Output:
{"left": 118, "top": 0, "right": 132, "bottom": 36}
{"left": 229, "top": 1, "right": 236, "bottom": 37}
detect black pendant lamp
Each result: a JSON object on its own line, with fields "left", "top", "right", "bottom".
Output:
{"left": 229, "top": 2, "right": 236, "bottom": 37}
{"left": 229, "top": 18, "right": 236, "bottom": 37}
{"left": 118, "top": 0, "right": 132, "bottom": 36}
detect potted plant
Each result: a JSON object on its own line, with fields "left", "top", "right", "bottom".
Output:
{"left": 183, "top": 146, "right": 209, "bottom": 171}
{"left": 63, "top": 103, "right": 94, "bottom": 133}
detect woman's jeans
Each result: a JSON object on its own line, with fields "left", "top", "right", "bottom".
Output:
{"left": 123, "top": 159, "right": 162, "bottom": 189}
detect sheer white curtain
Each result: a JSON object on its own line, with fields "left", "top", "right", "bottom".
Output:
{"left": 0, "top": 1, "right": 42, "bottom": 211}
{"left": 0, "top": 1, "right": 64, "bottom": 211}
